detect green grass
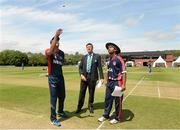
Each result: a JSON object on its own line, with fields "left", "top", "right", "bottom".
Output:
{"left": 102, "top": 96, "right": 180, "bottom": 129}
{"left": 0, "top": 66, "right": 180, "bottom": 129}
{"left": 0, "top": 84, "right": 49, "bottom": 115}
{"left": 146, "top": 68, "right": 180, "bottom": 84}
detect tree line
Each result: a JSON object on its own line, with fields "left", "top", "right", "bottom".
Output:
{"left": 0, "top": 50, "right": 85, "bottom": 66}
{"left": 0, "top": 49, "right": 179, "bottom": 66}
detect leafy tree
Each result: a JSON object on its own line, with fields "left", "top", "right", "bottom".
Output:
{"left": 28, "top": 52, "right": 46, "bottom": 66}
{"left": 0, "top": 50, "right": 179, "bottom": 66}
{"left": 0, "top": 50, "right": 28, "bottom": 66}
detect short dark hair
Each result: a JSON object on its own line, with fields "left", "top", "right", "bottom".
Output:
{"left": 86, "top": 43, "right": 93, "bottom": 47}
{"left": 50, "top": 37, "right": 60, "bottom": 44}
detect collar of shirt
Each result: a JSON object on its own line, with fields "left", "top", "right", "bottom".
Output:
{"left": 87, "top": 53, "right": 93, "bottom": 57}
{"left": 110, "top": 54, "right": 117, "bottom": 60}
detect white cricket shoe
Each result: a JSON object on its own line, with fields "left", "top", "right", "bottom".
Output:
{"left": 110, "top": 119, "right": 119, "bottom": 124}
{"left": 98, "top": 116, "right": 107, "bottom": 122}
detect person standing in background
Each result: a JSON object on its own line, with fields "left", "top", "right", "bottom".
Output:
{"left": 45, "top": 28, "right": 67, "bottom": 127}
{"left": 76, "top": 43, "right": 104, "bottom": 114}
{"left": 98, "top": 42, "right": 127, "bottom": 124}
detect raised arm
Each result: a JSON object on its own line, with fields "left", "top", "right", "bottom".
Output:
{"left": 46, "top": 29, "right": 63, "bottom": 56}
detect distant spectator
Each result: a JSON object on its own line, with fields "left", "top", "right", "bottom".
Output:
{"left": 148, "top": 60, "right": 152, "bottom": 73}
{"left": 21, "top": 62, "right": 24, "bottom": 71}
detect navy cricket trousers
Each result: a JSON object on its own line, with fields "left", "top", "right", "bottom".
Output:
{"left": 103, "top": 80, "right": 123, "bottom": 121}
{"left": 48, "top": 75, "right": 65, "bottom": 121}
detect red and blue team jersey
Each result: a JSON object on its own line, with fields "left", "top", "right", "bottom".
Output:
{"left": 107, "top": 55, "right": 126, "bottom": 86}
{"left": 45, "top": 49, "right": 64, "bottom": 77}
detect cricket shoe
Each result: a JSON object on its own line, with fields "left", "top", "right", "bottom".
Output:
{"left": 110, "top": 119, "right": 119, "bottom": 124}
{"left": 98, "top": 116, "right": 107, "bottom": 122}
{"left": 51, "top": 119, "right": 61, "bottom": 127}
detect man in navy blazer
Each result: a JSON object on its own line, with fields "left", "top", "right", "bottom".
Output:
{"left": 76, "top": 43, "right": 104, "bottom": 113}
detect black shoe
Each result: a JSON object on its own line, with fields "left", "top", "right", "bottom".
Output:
{"left": 58, "top": 111, "right": 68, "bottom": 118}
{"left": 89, "top": 107, "right": 94, "bottom": 113}
{"left": 75, "top": 109, "right": 81, "bottom": 114}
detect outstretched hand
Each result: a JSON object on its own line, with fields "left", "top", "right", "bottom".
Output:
{"left": 55, "top": 28, "right": 63, "bottom": 37}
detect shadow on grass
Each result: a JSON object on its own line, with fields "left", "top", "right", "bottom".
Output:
{"left": 59, "top": 102, "right": 104, "bottom": 121}
{"left": 121, "top": 109, "right": 134, "bottom": 122}
{"left": 59, "top": 102, "right": 134, "bottom": 123}
{"left": 110, "top": 109, "right": 134, "bottom": 122}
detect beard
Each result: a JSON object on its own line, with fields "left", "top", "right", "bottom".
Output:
{"left": 108, "top": 50, "right": 114, "bottom": 54}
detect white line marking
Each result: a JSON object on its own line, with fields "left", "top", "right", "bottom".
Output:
{"left": 157, "top": 81, "right": 161, "bottom": 98}
{"left": 123, "top": 76, "right": 145, "bottom": 101}
{"left": 96, "top": 76, "right": 145, "bottom": 130}
{"left": 131, "top": 93, "right": 180, "bottom": 100}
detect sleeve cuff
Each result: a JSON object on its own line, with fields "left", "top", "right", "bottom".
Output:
{"left": 122, "top": 71, "right": 127, "bottom": 73}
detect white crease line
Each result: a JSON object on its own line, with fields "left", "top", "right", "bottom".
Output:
{"left": 157, "top": 81, "right": 161, "bottom": 98}
{"left": 123, "top": 76, "right": 145, "bottom": 101}
{"left": 96, "top": 76, "right": 145, "bottom": 130}
{"left": 131, "top": 93, "right": 180, "bottom": 100}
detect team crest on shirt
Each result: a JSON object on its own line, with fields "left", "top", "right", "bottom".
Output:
{"left": 113, "top": 61, "right": 116, "bottom": 66}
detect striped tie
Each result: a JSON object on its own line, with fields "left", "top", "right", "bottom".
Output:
{"left": 87, "top": 54, "right": 92, "bottom": 73}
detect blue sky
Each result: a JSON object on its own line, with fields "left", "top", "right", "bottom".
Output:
{"left": 0, "top": 0, "right": 180, "bottom": 54}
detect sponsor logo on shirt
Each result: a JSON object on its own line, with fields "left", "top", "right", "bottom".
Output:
{"left": 53, "top": 54, "right": 63, "bottom": 65}
{"left": 53, "top": 59, "right": 62, "bottom": 65}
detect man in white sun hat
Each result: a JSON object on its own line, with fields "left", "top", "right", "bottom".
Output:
{"left": 98, "top": 42, "right": 127, "bottom": 124}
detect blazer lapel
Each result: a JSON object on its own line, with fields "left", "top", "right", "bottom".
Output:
{"left": 84, "top": 54, "right": 88, "bottom": 71}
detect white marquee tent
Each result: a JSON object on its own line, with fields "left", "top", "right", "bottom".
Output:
{"left": 126, "top": 61, "right": 134, "bottom": 67}
{"left": 172, "top": 56, "right": 180, "bottom": 67}
{"left": 153, "top": 56, "right": 167, "bottom": 68}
